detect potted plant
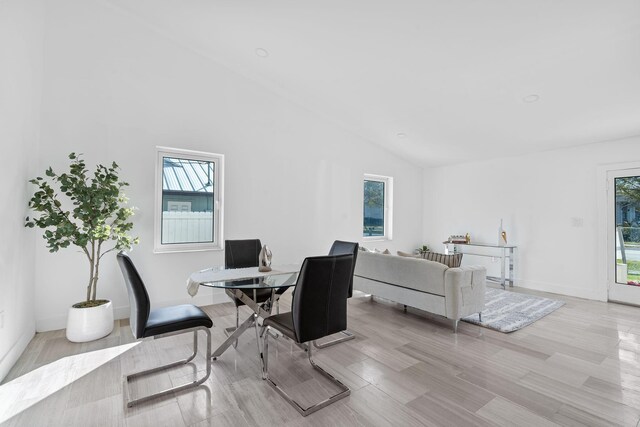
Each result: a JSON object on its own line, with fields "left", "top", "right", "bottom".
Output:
{"left": 26, "top": 153, "right": 138, "bottom": 342}
{"left": 416, "top": 245, "right": 430, "bottom": 258}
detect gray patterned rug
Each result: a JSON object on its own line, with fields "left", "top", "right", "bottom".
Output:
{"left": 462, "top": 287, "right": 565, "bottom": 333}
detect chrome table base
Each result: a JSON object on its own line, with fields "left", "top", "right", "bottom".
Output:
{"left": 213, "top": 288, "right": 278, "bottom": 359}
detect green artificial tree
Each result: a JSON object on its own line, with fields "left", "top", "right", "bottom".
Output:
{"left": 25, "top": 153, "right": 139, "bottom": 307}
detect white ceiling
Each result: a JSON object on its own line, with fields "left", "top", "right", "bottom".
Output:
{"left": 108, "top": 0, "right": 640, "bottom": 166}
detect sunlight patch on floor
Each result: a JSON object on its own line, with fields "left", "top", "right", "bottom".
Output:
{"left": 0, "top": 342, "right": 139, "bottom": 424}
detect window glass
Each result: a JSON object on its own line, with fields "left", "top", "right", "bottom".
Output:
{"left": 161, "top": 157, "right": 215, "bottom": 244}
{"left": 363, "top": 174, "right": 392, "bottom": 240}
{"left": 364, "top": 180, "right": 385, "bottom": 237}
{"left": 615, "top": 175, "right": 640, "bottom": 284}
{"left": 155, "top": 148, "right": 223, "bottom": 253}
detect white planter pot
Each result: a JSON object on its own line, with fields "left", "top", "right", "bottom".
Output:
{"left": 66, "top": 300, "right": 114, "bottom": 343}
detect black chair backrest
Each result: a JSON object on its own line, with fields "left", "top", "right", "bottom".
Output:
{"left": 292, "top": 254, "right": 354, "bottom": 343}
{"left": 225, "top": 239, "right": 262, "bottom": 269}
{"left": 328, "top": 240, "right": 359, "bottom": 298}
{"left": 117, "top": 252, "right": 150, "bottom": 339}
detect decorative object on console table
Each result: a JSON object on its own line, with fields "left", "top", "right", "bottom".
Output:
{"left": 25, "top": 153, "right": 139, "bottom": 342}
{"left": 498, "top": 219, "right": 508, "bottom": 246}
{"left": 258, "top": 245, "right": 273, "bottom": 272}
{"left": 447, "top": 234, "right": 467, "bottom": 244}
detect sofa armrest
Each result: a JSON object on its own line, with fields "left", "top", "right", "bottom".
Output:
{"left": 444, "top": 266, "right": 486, "bottom": 320}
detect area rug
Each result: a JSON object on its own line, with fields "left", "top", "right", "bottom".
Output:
{"left": 461, "top": 287, "right": 565, "bottom": 333}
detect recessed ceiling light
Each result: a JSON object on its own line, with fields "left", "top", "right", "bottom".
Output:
{"left": 522, "top": 94, "right": 540, "bottom": 103}
{"left": 255, "top": 48, "right": 269, "bottom": 58}
{"left": 396, "top": 132, "right": 407, "bottom": 138}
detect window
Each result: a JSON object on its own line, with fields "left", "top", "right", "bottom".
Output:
{"left": 363, "top": 174, "right": 393, "bottom": 240}
{"left": 154, "top": 147, "right": 224, "bottom": 253}
{"left": 614, "top": 174, "right": 640, "bottom": 284}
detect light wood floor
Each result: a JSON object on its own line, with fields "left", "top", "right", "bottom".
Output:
{"left": 2, "top": 287, "right": 640, "bottom": 427}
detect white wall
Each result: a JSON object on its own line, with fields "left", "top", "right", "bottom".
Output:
{"left": 0, "top": 0, "right": 44, "bottom": 380}
{"left": 33, "top": 0, "right": 424, "bottom": 331}
{"left": 423, "top": 136, "right": 640, "bottom": 301}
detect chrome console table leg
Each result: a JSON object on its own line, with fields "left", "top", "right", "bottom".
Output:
{"left": 508, "top": 247, "right": 515, "bottom": 287}
{"left": 501, "top": 247, "right": 506, "bottom": 289}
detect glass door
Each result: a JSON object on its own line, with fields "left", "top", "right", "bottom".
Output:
{"left": 608, "top": 169, "right": 640, "bottom": 305}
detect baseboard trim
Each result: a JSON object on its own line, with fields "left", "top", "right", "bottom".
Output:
{"left": 0, "top": 328, "right": 35, "bottom": 383}
{"left": 516, "top": 278, "right": 606, "bottom": 302}
{"left": 35, "top": 290, "right": 231, "bottom": 333}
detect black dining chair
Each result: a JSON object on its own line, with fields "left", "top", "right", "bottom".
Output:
{"left": 314, "top": 240, "right": 359, "bottom": 348}
{"left": 224, "top": 239, "right": 288, "bottom": 340}
{"left": 224, "top": 240, "right": 273, "bottom": 339}
{"left": 117, "top": 252, "right": 213, "bottom": 407}
{"left": 259, "top": 254, "right": 354, "bottom": 416}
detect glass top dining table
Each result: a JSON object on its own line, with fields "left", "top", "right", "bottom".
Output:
{"left": 187, "top": 264, "right": 300, "bottom": 359}
{"left": 190, "top": 265, "right": 300, "bottom": 290}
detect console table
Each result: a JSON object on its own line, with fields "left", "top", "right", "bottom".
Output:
{"left": 443, "top": 242, "right": 516, "bottom": 288}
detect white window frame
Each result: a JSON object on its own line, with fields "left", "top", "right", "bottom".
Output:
{"left": 363, "top": 173, "right": 393, "bottom": 241}
{"left": 597, "top": 161, "right": 640, "bottom": 303}
{"left": 154, "top": 146, "right": 224, "bottom": 253}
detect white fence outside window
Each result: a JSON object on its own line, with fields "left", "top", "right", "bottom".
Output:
{"left": 162, "top": 211, "right": 213, "bottom": 244}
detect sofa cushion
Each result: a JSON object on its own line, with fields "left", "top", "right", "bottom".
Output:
{"left": 397, "top": 250, "right": 421, "bottom": 258}
{"left": 354, "top": 251, "right": 447, "bottom": 295}
{"left": 424, "top": 252, "right": 463, "bottom": 268}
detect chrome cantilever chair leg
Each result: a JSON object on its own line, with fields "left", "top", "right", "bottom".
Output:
{"left": 313, "top": 329, "right": 355, "bottom": 349}
{"left": 124, "top": 326, "right": 212, "bottom": 408}
{"left": 260, "top": 326, "right": 350, "bottom": 416}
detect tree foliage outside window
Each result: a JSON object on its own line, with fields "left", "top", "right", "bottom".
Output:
{"left": 616, "top": 177, "right": 640, "bottom": 207}
{"left": 364, "top": 180, "right": 385, "bottom": 237}
{"left": 616, "top": 176, "right": 640, "bottom": 243}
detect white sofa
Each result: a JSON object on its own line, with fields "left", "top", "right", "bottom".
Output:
{"left": 353, "top": 251, "right": 486, "bottom": 332}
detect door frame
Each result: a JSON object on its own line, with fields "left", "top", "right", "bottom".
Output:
{"left": 597, "top": 161, "right": 640, "bottom": 304}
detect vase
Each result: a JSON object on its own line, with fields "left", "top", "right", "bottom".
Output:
{"left": 66, "top": 300, "right": 114, "bottom": 342}
{"left": 258, "top": 245, "right": 272, "bottom": 272}
{"left": 498, "top": 219, "right": 507, "bottom": 246}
